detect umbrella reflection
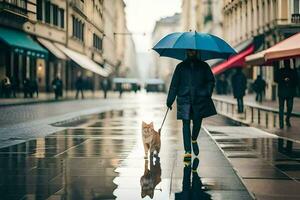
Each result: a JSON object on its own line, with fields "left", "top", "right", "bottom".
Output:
{"left": 140, "top": 157, "right": 162, "bottom": 199}
{"left": 175, "top": 158, "right": 211, "bottom": 200}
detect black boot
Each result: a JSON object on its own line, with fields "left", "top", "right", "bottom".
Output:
{"left": 286, "top": 118, "right": 291, "bottom": 127}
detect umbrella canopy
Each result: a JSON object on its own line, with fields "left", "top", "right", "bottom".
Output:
{"left": 153, "top": 31, "right": 236, "bottom": 61}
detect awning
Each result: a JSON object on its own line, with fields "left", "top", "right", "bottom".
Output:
{"left": 55, "top": 43, "right": 109, "bottom": 77}
{"left": 102, "top": 62, "right": 114, "bottom": 75}
{"left": 265, "top": 33, "right": 300, "bottom": 61}
{"left": 209, "top": 38, "right": 253, "bottom": 70}
{"left": 0, "top": 27, "right": 48, "bottom": 58}
{"left": 37, "top": 38, "right": 67, "bottom": 60}
{"left": 212, "top": 44, "right": 254, "bottom": 75}
{"left": 245, "top": 50, "right": 266, "bottom": 66}
{"left": 246, "top": 33, "right": 300, "bottom": 65}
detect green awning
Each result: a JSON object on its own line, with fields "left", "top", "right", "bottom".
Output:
{"left": 0, "top": 27, "right": 48, "bottom": 58}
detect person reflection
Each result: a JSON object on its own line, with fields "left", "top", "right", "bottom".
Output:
{"left": 175, "top": 158, "right": 212, "bottom": 200}
{"left": 140, "top": 157, "right": 162, "bottom": 199}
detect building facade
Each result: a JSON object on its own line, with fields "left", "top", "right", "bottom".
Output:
{"left": 152, "top": 13, "right": 181, "bottom": 86}
{"left": 0, "top": 0, "right": 134, "bottom": 95}
{"left": 223, "top": 0, "right": 300, "bottom": 100}
{"left": 181, "top": 0, "right": 223, "bottom": 37}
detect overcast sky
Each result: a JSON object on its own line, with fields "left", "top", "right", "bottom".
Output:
{"left": 124, "top": 0, "right": 181, "bottom": 53}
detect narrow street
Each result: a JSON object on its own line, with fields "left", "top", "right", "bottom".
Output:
{"left": 0, "top": 93, "right": 254, "bottom": 200}
{"left": 1, "top": 93, "right": 299, "bottom": 199}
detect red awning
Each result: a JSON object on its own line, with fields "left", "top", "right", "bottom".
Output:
{"left": 212, "top": 44, "right": 254, "bottom": 75}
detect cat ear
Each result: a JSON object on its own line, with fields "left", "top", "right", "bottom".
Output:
{"left": 142, "top": 121, "right": 146, "bottom": 127}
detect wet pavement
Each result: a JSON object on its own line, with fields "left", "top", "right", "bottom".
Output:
{"left": 206, "top": 126, "right": 300, "bottom": 200}
{"left": 0, "top": 97, "right": 253, "bottom": 200}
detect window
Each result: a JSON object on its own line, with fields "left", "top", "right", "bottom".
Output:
{"left": 52, "top": 5, "right": 58, "bottom": 26}
{"left": 37, "top": 0, "right": 43, "bottom": 20}
{"left": 72, "top": 16, "right": 84, "bottom": 42}
{"left": 93, "top": 34, "right": 102, "bottom": 51}
{"left": 295, "top": 0, "right": 300, "bottom": 13}
{"left": 45, "top": 0, "right": 50, "bottom": 23}
{"left": 36, "top": 0, "right": 64, "bottom": 28}
{"left": 59, "top": 8, "right": 64, "bottom": 28}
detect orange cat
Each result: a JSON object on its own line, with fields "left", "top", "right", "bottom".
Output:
{"left": 142, "top": 121, "right": 161, "bottom": 158}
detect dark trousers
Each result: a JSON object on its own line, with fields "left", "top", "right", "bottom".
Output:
{"left": 75, "top": 89, "right": 84, "bottom": 99}
{"left": 279, "top": 97, "right": 294, "bottom": 128}
{"left": 256, "top": 92, "right": 263, "bottom": 102}
{"left": 182, "top": 119, "right": 202, "bottom": 152}
{"left": 237, "top": 97, "right": 244, "bottom": 113}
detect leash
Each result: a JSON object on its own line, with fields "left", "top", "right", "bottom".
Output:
{"left": 159, "top": 108, "right": 169, "bottom": 133}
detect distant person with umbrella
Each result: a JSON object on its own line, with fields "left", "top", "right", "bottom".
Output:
{"left": 231, "top": 68, "right": 247, "bottom": 113}
{"left": 275, "top": 59, "right": 298, "bottom": 129}
{"left": 153, "top": 31, "right": 236, "bottom": 161}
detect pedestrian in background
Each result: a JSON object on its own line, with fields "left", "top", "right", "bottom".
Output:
{"left": 253, "top": 75, "right": 266, "bottom": 103}
{"left": 10, "top": 76, "right": 18, "bottom": 98}
{"left": 167, "top": 49, "right": 217, "bottom": 161}
{"left": 101, "top": 78, "right": 109, "bottom": 99}
{"left": 52, "top": 74, "right": 63, "bottom": 100}
{"left": 23, "top": 77, "right": 31, "bottom": 98}
{"left": 1, "top": 77, "right": 11, "bottom": 98}
{"left": 275, "top": 59, "right": 298, "bottom": 129}
{"left": 216, "top": 74, "right": 228, "bottom": 95}
{"left": 231, "top": 68, "right": 247, "bottom": 113}
{"left": 75, "top": 72, "right": 84, "bottom": 99}
{"left": 31, "top": 78, "right": 39, "bottom": 98}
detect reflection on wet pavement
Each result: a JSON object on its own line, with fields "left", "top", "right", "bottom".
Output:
{"left": 0, "top": 102, "right": 253, "bottom": 200}
{"left": 175, "top": 158, "right": 212, "bottom": 200}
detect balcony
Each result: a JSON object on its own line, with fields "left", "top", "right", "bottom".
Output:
{"left": 0, "top": 0, "right": 28, "bottom": 18}
{"left": 291, "top": 14, "right": 300, "bottom": 23}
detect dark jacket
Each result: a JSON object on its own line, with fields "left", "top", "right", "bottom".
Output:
{"left": 167, "top": 59, "right": 217, "bottom": 120}
{"left": 52, "top": 78, "right": 63, "bottom": 95}
{"left": 253, "top": 78, "right": 266, "bottom": 93}
{"left": 75, "top": 77, "right": 84, "bottom": 90}
{"left": 231, "top": 71, "right": 247, "bottom": 98}
{"left": 275, "top": 67, "right": 298, "bottom": 98}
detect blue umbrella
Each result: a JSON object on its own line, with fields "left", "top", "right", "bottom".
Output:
{"left": 153, "top": 31, "right": 236, "bottom": 60}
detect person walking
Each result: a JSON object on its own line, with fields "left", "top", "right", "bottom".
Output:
{"left": 23, "top": 77, "right": 31, "bottom": 98}
{"left": 31, "top": 78, "right": 39, "bottom": 98}
{"left": 75, "top": 72, "right": 84, "bottom": 99}
{"left": 101, "top": 78, "right": 109, "bottom": 99}
{"left": 216, "top": 74, "right": 228, "bottom": 95}
{"left": 10, "top": 76, "right": 18, "bottom": 98}
{"left": 253, "top": 75, "right": 266, "bottom": 103}
{"left": 275, "top": 60, "right": 298, "bottom": 129}
{"left": 52, "top": 75, "right": 63, "bottom": 100}
{"left": 2, "top": 77, "right": 11, "bottom": 98}
{"left": 231, "top": 68, "right": 247, "bottom": 113}
{"left": 166, "top": 49, "right": 217, "bottom": 161}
